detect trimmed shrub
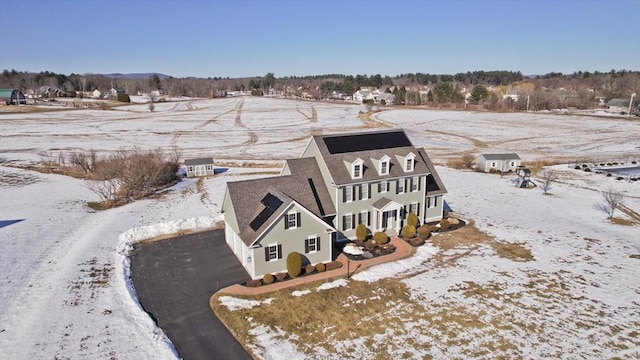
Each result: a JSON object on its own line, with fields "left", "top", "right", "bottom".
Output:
{"left": 417, "top": 224, "right": 432, "bottom": 239}
{"left": 305, "top": 264, "right": 316, "bottom": 274}
{"left": 262, "top": 273, "right": 275, "bottom": 285}
{"left": 275, "top": 272, "right": 288, "bottom": 282}
{"left": 286, "top": 252, "right": 303, "bottom": 278}
{"left": 325, "top": 261, "right": 343, "bottom": 271}
{"left": 373, "top": 231, "right": 390, "bottom": 245}
{"left": 315, "top": 262, "right": 326, "bottom": 272}
{"left": 489, "top": 168, "right": 498, "bottom": 173}
{"left": 401, "top": 224, "right": 416, "bottom": 239}
{"left": 355, "top": 223, "right": 368, "bottom": 242}
{"left": 439, "top": 219, "right": 451, "bottom": 230}
{"left": 406, "top": 212, "right": 419, "bottom": 228}
{"left": 246, "top": 279, "right": 262, "bottom": 287}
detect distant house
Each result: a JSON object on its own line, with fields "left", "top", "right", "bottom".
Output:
{"left": 0, "top": 88, "right": 26, "bottom": 105}
{"left": 607, "top": 98, "right": 630, "bottom": 114}
{"left": 476, "top": 153, "right": 521, "bottom": 173}
{"left": 92, "top": 89, "right": 102, "bottom": 99}
{"left": 184, "top": 158, "right": 215, "bottom": 177}
{"left": 222, "top": 129, "right": 448, "bottom": 279}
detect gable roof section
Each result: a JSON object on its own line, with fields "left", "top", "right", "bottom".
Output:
{"left": 226, "top": 173, "right": 332, "bottom": 246}
{"left": 284, "top": 157, "right": 336, "bottom": 216}
{"left": 313, "top": 129, "right": 431, "bottom": 185}
{"left": 479, "top": 153, "right": 521, "bottom": 161}
{"left": 184, "top": 157, "right": 214, "bottom": 166}
{"left": 417, "top": 148, "right": 447, "bottom": 195}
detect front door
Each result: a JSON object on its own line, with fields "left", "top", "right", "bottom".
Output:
{"left": 383, "top": 210, "right": 396, "bottom": 230}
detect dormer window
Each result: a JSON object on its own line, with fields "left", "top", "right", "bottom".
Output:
{"left": 379, "top": 155, "right": 390, "bottom": 176}
{"left": 351, "top": 158, "right": 364, "bottom": 179}
{"left": 404, "top": 152, "right": 416, "bottom": 172}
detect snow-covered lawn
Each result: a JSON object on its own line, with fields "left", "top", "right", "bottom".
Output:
{"left": 1, "top": 97, "right": 638, "bottom": 359}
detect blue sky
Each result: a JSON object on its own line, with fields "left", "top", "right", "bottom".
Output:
{"left": 1, "top": 0, "right": 638, "bottom": 78}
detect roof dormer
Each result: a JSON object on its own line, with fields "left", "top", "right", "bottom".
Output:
{"left": 404, "top": 152, "right": 416, "bottom": 172}
{"left": 345, "top": 158, "right": 364, "bottom": 179}
{"left": 378, "top": 155, "right": 390, "bottom": 176}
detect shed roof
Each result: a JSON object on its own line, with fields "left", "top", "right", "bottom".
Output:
{"left": 184, "top": 158, "right": 214, "bottom": 166}
{"left": 478, "top": 153, "right": 521, "bottom": 161}
{"left": 607, "top": 98, "right": 629, "bottom": 107}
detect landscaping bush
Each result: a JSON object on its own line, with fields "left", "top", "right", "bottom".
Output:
{"left": 262, "top": 273, "right": 275, "bottom": 285}
{"left": 373, "top": 231, "right": 390, "bottom": 245}
{"left": 584, "top": 168, "right": 591, "bottom": 172}
{"left": 286, "top": 252, "right": 303, "bottom": 278}
{"left": 315, "top": 262, "right": 326, "bottom": 272}
{"left": 305, "top": 264, "right": 316, "bottom": 274}
{"left": 246, "top": 279, "right": 262, "bottom": 287}
{"left": 448, "top": 217, "right": 460, "bottom": 225}
{"left": 574, "top": 166, "right": 581, "bottom": 170}
{"left": 417, "top": 224, "right": 432, "bottom": 239}
{"left": 325, "top": 261, "right": 343, "bottom": 271}
{"left": 406, "top": 212, "right": 419, "bottom": 228}
{"left": 401, "top": 224, "right": 416, "bottom": 239}
{"left": 355, "top": 223, "right": 368, "bottom": 242}
{"left": 489, "top": 168, "right": 498, "bottom": 173}
{"left": 439, "top": 219, "right": 451, "bottom": 230}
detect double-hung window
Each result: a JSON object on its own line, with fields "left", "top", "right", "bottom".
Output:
{"left": 284, "top": 211, "right": 300, "bottom": 229}
{"left": 360, "top": 183, "right": 369, "bottom": 200}
{"left": 397, "top": 178, "right": 405, "bottom": 194}
{"left": 305, "top": 235, "right": 320, "bottom": 253}
{"left": 411, "top": 176, "right": 419, "bottom": 192}
{"left": 379, "top": 181, "right": 388, "bottom": 193}
{"left": 427, "top": 197, "right": 438, "bottom": 208}
{"left": 409, "top": 202, "right": 419, "bottom": 216}
{"left": 343, "top": 213, "right": 354, "bottom": 230}
{"left": 344, "top": 185, "right": 354, "bottom": 202}
{"left": 265, "top": 243, "right": 282, "bottom": 261}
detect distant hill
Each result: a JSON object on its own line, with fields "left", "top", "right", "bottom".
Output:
{"left": 103, "top": 73, "right": 171, "bottom": 79}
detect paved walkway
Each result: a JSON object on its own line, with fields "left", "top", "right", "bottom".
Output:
{"left": 216, "top": 236, "right": 416, "bottom": 296}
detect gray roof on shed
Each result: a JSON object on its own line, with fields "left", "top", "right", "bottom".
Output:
{"left": 607, "top": 98, "right": 629, "bottom": 107}
{"left": 184, "top": 157, "right": 214, "bottom": 166}
{"left": 478, "top": 153, "right": 521, "bottom": 161}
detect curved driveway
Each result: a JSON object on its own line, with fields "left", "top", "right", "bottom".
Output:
{"left": 131, "top": 229, "right": 252, "bottom": 360}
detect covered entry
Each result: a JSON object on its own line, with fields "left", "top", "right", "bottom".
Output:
{"left": 372, "top": 197, "right": 403, "bottom": 232}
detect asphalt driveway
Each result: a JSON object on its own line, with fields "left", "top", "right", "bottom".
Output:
{"left": 131, "top": 229, "right": 252, "bottom": 360}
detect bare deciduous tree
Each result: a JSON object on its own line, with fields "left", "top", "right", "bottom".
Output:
{"left": 595, "top": 187, "right": 624, "bottom": 219}
{"left": 540, "top": 169, "right": 558, "bottom": 194}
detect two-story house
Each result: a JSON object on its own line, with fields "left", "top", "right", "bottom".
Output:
{"left": 222, "top": 129, "right": 447, "bottom": 279}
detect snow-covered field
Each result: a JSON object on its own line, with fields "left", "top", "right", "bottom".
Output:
{"left": 1, "top": 97, "right": 638, "bottom": 359}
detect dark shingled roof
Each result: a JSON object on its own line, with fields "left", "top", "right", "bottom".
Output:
{"left": 184, "top": 157, "right": 214, "bottom": 166}
{"left": 226, "top": 173, "right": 332, "bottom": 247}
{"left": 417, "top": 148, "right": 447, "bottom": 196}
{"left": 284, "top": 157, "right": 336, "bottom": 216}
{"left": 312, "top": 129, "right": 433, "bottom": 186}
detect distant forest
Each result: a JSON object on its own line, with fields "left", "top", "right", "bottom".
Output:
{"left": 1, "top": 68, "right": 639, "bottom": 111}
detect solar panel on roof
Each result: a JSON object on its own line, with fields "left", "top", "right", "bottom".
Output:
{"left": 323, "top": 131, "right": 412, "bottom": 154}
{"left": 249, "top": 193, "right": 283, "bottom": 231}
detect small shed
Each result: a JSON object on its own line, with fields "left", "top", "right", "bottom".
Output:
{"left": 184, "top": 158, "right": 215, "bottom": 177}
{"left": 476, "top": 153, "right": 521, "bottom": 173}
{"left": 606, "top": 98, "right": 630, "bottom": 114}
{"left": 0, "top": 88, "right": 26, "bottom": 105}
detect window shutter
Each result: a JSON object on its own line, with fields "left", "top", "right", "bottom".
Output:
{"left": 434, "top": 197, "right": 438, "bottom": 207}
{"left": 342, "top": 215, "right": 347, "bottom": 231}
{"left": 378, "top": 182, "right": 382, "bottom": 192}
{"left": 358, "top": 212, "right": 362, "bottom": 224}
{"left": 264, "top": 247, "right": 269, "bottom": 262}
{"left": 296, "top": 212, "right": 301, "bottom": 227}
{"left": 351, "top": 214, "right": 356, "bottom": 229}
{"left": 417, "top": 204, "right": 420, "bottom": 216}
{"left": 410, "top": 177, "right": 414, "bottom": 191}
{"left": 367, "top": 211, "right": 371, "bottom": 226}
{"left": 284, "top": 214, "right": 290, "bottom": 229}
{"left": 418, "top": 177, "right": 421, "bottom": 191}
{"left": 317, "top": 237, "right": 321, "bottom": 251}
{"left": 358, "top": 185, "right": 362, "bottom": 200}
{"left": 305, "top": 238, "right": 309, "bottom": 253}
{"left": 342, "top": 187, "right": 346, "bottom": 202}
{"left": 396, "top": 180, "right": 400, "bottom": 194}
{"left": 277, "top": 244, "right": 282, "bottom": 259}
